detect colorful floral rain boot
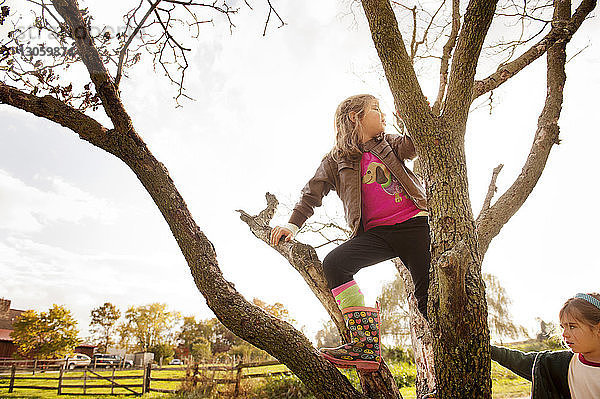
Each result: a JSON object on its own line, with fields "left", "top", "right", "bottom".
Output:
{"left": 319, "top": 305, "right": 381, "bottom": 372}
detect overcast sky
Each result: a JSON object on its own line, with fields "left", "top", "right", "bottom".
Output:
{"left": 1, "top": 0, "right": 599, "bottom": 343}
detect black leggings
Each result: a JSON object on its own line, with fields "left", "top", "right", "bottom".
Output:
{"left": 322, "top": 216, "right": 431, "bottom": 319}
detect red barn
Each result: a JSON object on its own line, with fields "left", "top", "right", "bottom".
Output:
{"left": 0, "top": 298, "right": 24, "bottom": 358}
{"left": 0, "top": 298, "right": 95, "bottom": 359}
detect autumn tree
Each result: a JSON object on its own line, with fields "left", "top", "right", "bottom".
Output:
{"left": 1, "top": 0, "right": 596, "bottom": 398}
{"left": 485, "top": 273, "right": 528, "bottom": 343}
{"left": 11, "top": 304, "right": 79, "bottom": 359}
{"left": 378, "top": 272, "right": 526, "bottom": 345}
{"left": 315, "top": 321, "right": 342, "bottom": 350}
{"left": 89, "top": 302, "right": 121, "bottom": 353}
{"left": 176, "top": 316, "right": 245, "bottom": 360}
{"left": 177, "top": 316, "right": 213, "bottom": 362}
{"left": 118, "top": 303, "right": 180, "bottom": 352}
{"left": 252, "top": 298, "right": 297, "bottom": 326}
{"left": 377, "top": 273, "right": 412, "bottom": 347}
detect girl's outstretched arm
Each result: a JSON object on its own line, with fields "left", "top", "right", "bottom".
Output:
{"left": 490, "top": 345, "right": 537, "bottom": 381}
{"left": 270, "top": 155, "right": 335, "bottom": 246}
{"left": 288, "top": 154, "right": 336, "bottom": 229}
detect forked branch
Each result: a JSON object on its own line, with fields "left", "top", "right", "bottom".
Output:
{"left": 477, "top": 0, "right": 573, "bottom": 256}
{"left": 477, "top": 164, "right": 504, "bottom": 220}
{"left": 115, "top": 0, "right": 163, "bottom": 88}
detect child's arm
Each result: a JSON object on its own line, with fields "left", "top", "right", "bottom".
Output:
{"left": 270, "top": 155, "right": 335, "bottom": 245}
{"left": 490, "top": 345, "right": 537, "bottom": 381}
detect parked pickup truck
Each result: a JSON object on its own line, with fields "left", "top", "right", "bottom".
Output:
{"left": 92, "top": 354, "right": 133, "bottom": 368}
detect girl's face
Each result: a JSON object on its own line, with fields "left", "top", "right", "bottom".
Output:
{"left": 358, "top": 100, "right": 386, "bottom": 143}
{"left": 560, "top": 314, "right": 600, "bottom": 360}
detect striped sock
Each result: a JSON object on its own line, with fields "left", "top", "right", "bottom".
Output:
{"left": 331, "top": 280, "right": 365, "bottom": 310}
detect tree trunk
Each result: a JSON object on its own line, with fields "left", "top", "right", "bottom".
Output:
{"left": 359, "top": 0, "right": 497, "bottom": 396}
{"left": 420, "top": 130, "right": 491, "bottom": 398}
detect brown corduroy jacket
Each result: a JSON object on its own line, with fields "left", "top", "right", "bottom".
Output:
{"left": 289, "top": 133, "right": 428, "bottom": 238}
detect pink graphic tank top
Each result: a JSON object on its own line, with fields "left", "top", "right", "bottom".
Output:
{"left": 360, "top": 152, "right": 420, "bottom": 231}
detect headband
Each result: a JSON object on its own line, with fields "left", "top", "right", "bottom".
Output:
{"left": 575, "top": 293, "right": 600, "bottom": 311}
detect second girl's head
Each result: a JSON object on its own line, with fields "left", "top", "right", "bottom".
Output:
{"left": 332, "top": 94, "right": 386, "bottom": 160}
{"left": 559, "top": 293, "right": 600, "bottom": 359}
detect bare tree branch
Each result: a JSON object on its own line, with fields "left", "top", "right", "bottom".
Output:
{"left": 302, "top": 220, "right": 351, "bottom": 248}
{"left": 151, "top": 3, "right": 193, "bottom": 103}
{"left": 25, "top": 0, "right": 62, "bottom": 25}
{"left": 51, "top": 0, "right": 134, "bottom": 133}
{"left": 413, "top": 1, "right": 446, "bottom": 62}
{"left": 471, "top": 0, "right": 596, "bottom": 102}
{"left": 432, "top": 0, "right": 460, "bottom": 115}
{"left": 443, "top": 0, "right": 499, "bottom": 125}
{"left": 476, "top": 0, "right": 572, "bottom": 256}
{"left": 263, "top": 0, "right": 285, "bottom": 36}
{"left": 390, "top": 1, "right": 447, "bottom": 64}
{"left": 476, "top": 164, "right": 504, "bottom": 220}
{"left": 115, "top": 0, "right": 162, "bottom": 88}
{"left": 0, "top": 81, "right": 111, "bottom": 149}
{"left": 237, "top": 194, "right": 346, "bottom": 335}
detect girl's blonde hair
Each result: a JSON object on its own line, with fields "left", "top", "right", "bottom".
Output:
{"left": 331, "top": 94, "right": 377, "bottom": 161}
{"left": 559, "top": 293, "right": 600, "bottom": 327}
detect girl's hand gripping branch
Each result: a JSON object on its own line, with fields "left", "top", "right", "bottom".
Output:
{"left": 270, "top": 223, "right": 299, "bottom": 246}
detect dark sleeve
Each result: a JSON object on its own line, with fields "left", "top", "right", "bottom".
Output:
{"left": 490, "top": 345, "right": 536, "bottom": 382}
{"left": 388, "top": 133, "right": 417, "bottom": 161}
{"left": 288, "top": 155, "right": 336, "bottom": 228}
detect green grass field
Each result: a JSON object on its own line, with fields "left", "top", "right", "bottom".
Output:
{"left": 0, "top": 362, "right": 530, "bottom": 398}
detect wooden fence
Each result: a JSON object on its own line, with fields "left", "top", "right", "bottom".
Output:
{"left": 0, "top": 360, "right": 292, "bottom": 396}
{"left": 0, "top": 358, "right": 63, "bottom": 374}
{"left": 0, "top": 358, "right": 134, "bottom": 374}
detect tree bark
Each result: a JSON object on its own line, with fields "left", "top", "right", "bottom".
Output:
{"left": 420, "top": 131, "right": 492, "bottom": 398}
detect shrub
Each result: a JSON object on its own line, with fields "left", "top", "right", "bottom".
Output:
{"left": 382, "top": 346, "right": 414, "bottom": 364}
{"left": 174, "top": 363, "right": 218, "bottom": 399}
{"left": 340, "top": 359, "right": 416, "bottom": 389}
{"left": 387, "top": 361, "right": 417, "bottom": 388}
{"left": 507, "top": 336, "right": 564, "bottom": 352}
{"left": 252, "top": 374, "right": 315, "bottom": 399}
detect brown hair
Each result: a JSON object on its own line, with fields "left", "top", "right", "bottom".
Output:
{"left": 559, "top": 293, "right": 600, "bottom": 327}
{"left": 330, "top": 94, "right": 377, "bottom": 161}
